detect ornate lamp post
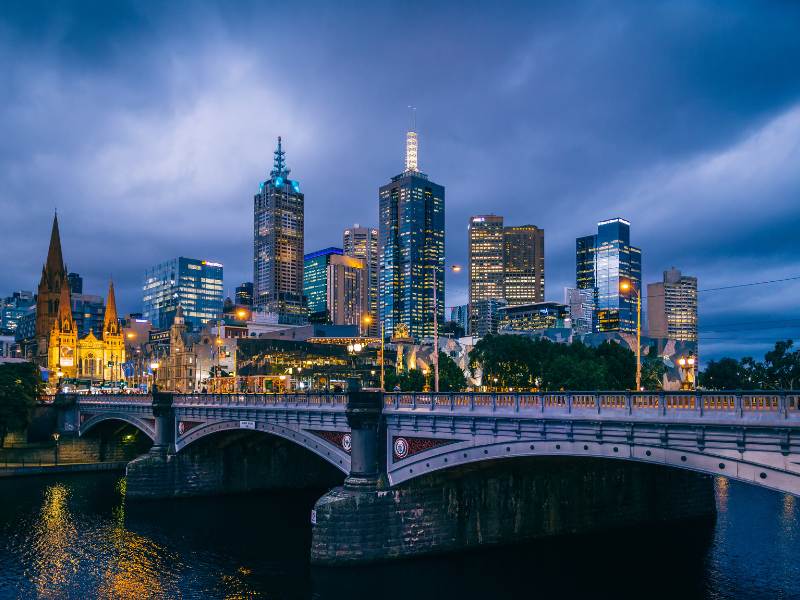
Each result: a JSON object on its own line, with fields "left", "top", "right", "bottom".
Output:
{"left": 620, "top": 279, "right": 642, "bottom": 391}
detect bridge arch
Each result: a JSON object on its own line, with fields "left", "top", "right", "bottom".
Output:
{"left": 388, "top": 437, "right": 800, "bottom": 497}
{"left": 79, "top": 412, "right": 156, "bottom": 441}
{"left": 175, "top": 420, "right": 350, "bottom": 474}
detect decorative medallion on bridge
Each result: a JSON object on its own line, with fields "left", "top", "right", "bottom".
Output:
{"left": 307, "top": 430, "right": 352, "bottom": 454}
{"left": 391, "top": 436, "right": 461, "bottom": 462}
{"left": 178, "top": 421, "right": 204, "bottom": 436}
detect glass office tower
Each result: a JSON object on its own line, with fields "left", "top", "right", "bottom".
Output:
{"left": 575, "top": 218, "right": 641, "bottom": 333}
{"left": 143, "top": 257, "right": 224, "bottom": 330}
{"left": 379, "top": 124, "right": 445, "bottom": 341}
{"left": 303, "top": 247, "right": 344, "bottom": 321}
{"left": 253, "top": 137, "right": 306, "bottom": 324}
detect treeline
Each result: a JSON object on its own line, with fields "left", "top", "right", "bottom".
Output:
{"left": 700, "top": 340, "right": 799, "bottom": 390}
{"left": 0, "top": 362, "right": 41, "bottom": 442}
{"left": 467, "top": 335, "right": 662, "bottom": 391}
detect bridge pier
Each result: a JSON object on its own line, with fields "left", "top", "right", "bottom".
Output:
{"left": 310, "top": 456, "right": 717, "bottom": 565}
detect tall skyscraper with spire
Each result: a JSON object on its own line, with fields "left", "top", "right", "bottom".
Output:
{"left": 379, "top": 114, "right": 445, "bottom": 341}
{"left": 253, "top": 137, "right": 306, "bottom": 323}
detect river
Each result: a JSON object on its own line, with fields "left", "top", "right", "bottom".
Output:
{"left": 0, "top": 473, "right": 797, "bottom": 599}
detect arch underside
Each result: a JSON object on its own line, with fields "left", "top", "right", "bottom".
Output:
{"left": 387, "top": 437, "right": 800, "bottom": 497}
{"left": 175, "top": 420, "right": 351, "bottom": 473}
{"left": 79, "top": 412, "right": 156, "bottom": 441}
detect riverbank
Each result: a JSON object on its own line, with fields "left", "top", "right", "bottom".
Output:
{"left": 0, "top": 461, "right": 127, "bottom": 477}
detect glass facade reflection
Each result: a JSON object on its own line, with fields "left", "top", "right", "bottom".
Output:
{"left": 575, "top": 218, "right": 641, "bottom": 333}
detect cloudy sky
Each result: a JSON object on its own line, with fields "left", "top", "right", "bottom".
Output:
{"left": 1, "top": 0, "right": 799, "bottom": 360}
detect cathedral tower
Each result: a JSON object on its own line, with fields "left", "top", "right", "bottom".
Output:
{"left": 36, "top": 213, "right": 68, "bottom": 364}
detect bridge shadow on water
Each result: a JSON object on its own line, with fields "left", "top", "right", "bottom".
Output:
{"left": 310, "top": 517, "right": 716, "bottom": 600}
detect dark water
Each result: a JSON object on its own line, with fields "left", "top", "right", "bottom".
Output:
{"left": 0, "top": 474, "right": 797, "bottom": 600}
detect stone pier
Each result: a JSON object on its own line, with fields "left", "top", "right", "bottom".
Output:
{"left": 310, "top": 456, "right": 716, "bottom": 565}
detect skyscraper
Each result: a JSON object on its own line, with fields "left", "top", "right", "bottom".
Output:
{"left": 468, "top": 215, "right": 545, "bottom": 335}
{"left": 253, "top": 137, "right": 305, "bottom": 324}
{"left": 303, "top": 247, "right": 365, "bottom": 327}
{"left": 647, "top": 267, "right": 698, "bottom": 341}
{"left": 142, "top": 257, "right": 224, "bottom": 330}
{"left": 575, "top": 218, "right": 641, "bottom": 333}
{"left": 235, "top": 282, "right": 254, "bottom": 307}
{"left": 468, "top": 215, "right": 504, "bottom": 333}
{"left": 503, "top": 225, "right": 545, "bottom": 306}
{"left": 343, "top": 224, "right": 379, "bottom": 336}
{"left": 304, "top": 247, "right": 344, "bottom": 321}
{"left": 379, "top": 120, "right": 445, "bottom": 341}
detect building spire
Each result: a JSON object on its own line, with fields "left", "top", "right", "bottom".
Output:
{"left": 44, "top": 211, "right": 66, "bottom": 278}
{"left": 270, "top": 136, "right": 291, "bottom": 179}
{"left": 103, "top": 279, "right": 119, "bottom": 335}
{"left": 54, "top": 279, "right": 74, "bottom": 332}
{"left": 405, "top": 106, "right": 418, "bottom": 173}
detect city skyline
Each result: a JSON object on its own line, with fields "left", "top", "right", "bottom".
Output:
{"left": 1, "top": 2, "right": 800, "bottom": 360}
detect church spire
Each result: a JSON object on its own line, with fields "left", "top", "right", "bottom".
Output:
{"left": 44, "top": 212, "right": 66, "bottom": 280}
{"left": 270, "top": 136, "right": 290, "bottom": 179}
{"left": 103, "top": 279, "right": 120, "bottom": 336}
{"left": 54, "top": 280, "right": 74, "bottom": 332}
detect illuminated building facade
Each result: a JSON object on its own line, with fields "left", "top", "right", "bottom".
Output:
{"left": 472, "top": 298, "right": 507, "bottom": 337}
{"left": 304, "top": 248, "right": 344, "bottom": 321}
{"left": 304, "top": 248, "right": 366, "bottom": 328}
{"left": 253, "top": 137, "right": 306, "bottom": 324}
{"left": 564, "top": 287, "right": 595, "bottom": 335}
{"left": 647, "top": 267, "right": 698, "bottom": 341}
{"left": 343, "top": 224, "right": 379, "bottom": 336}
{"left": 142, "top": 257, "right": 224, "bottom": 330}
{"left": 379, "top": 123, "right": 445, "bottom": 341}
{"left": 498, "top": 301, "right": 570, "bottom": 332}
{"left": 0, "top": 291, "right": 34, "bottom": 334}
{"left": 576, "top": 218, "right": 641, "bottom": 333}
{"left": 468, "top": 215, "right": 544, "bottom": 335}
{"left": 503, "top": 225, "right": 545, "bottom": 306}
{"left": 235, "top": 282, "right": 253, "bottom": 307}
{"left": 468, "top": 215, "right": 504, "bottom": 334}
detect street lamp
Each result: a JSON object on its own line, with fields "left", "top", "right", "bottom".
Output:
{"left": 52, "top": 432, "right": 60, "bottom": 465}
{"left": 431, "top": 264, "right": 464, "bottom": 393}
{"left": 620, "top": 279, "right": 642, "bottom": 391}
{"left": 678, "top": 356, "right": 697, "bottom": 390}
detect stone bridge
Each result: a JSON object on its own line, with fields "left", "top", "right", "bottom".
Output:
{"left": 56, "top": 387, "right": 800, "bottom": 564}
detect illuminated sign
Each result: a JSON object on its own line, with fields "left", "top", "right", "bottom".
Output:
{"left": 201, "top": 261, "right": 223, "bottom": 268}
{"left": 60, "top": 345, "right": 74, "bottom": 367}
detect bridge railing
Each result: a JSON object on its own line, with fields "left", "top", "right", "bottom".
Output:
{"left": 173, "top": 393, "right": 348, "bottom": 408}
{"left": 383, "top": 391, "right": 800, "bottom": 420}
{"left": 74, "top": 394, "right": 153, "bottom": 405}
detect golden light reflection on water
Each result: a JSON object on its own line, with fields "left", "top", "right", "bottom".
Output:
{"left": 97, "top": 477, "right": 169, "bottom": 600}
{"left": 29, "top": 484, "right": 79, "bottom": 598}
{"left": 715, "top": 476, "right": 729, "bottom": 513}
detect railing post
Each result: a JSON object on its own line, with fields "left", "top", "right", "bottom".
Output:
{"left": 779, "top": 392, "right": 788, "bottom": 419}
{"left": 626, "top": 393, "right": 632, "bottom": 415}
{"left": 515, "top": 393, "right": 520, "bottom": 413}
{"left": 470, "top": 394, "right": 475, "bottom": 411}
{"left": 344, "top": 379, "right": 384, "bottom": 490}
{"left": 659, "top": 392, "right": 666, "bottom": 416}
{"left": 698, "top": 392, "right": 704, "bottom": 416}
{"left": 450, "top": 393, "right": 455, "bottom": 412}
{"left": 566, "top": 393, "right": 572, "bottom": 414}
{"left": 491, "top": 394, "right": 497, "bottom": 412}
{"left": 596, "top": 393, "right": 601, "bottom": 415}
{"left": 735, "top": 392, "right": 743, "bottom": 417}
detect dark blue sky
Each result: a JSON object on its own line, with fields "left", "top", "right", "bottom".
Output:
{"left": 1, "top": 0, "right": 799, "bottom": 360}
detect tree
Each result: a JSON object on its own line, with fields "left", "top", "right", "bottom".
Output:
{"left": 595, "top": 341, "right": 636, "bottom": 390}
{"left": 427, "top": 352, "right": 467, "bottom": 392}
{"left": 641, "top": 356, "right": 666, "bottom": 391}
{"left": 469, "top": 335, "right": 539, "bottom": 389}
{"left": 440, "top": 321, "right": 465, "bottom": 339}
{"left": 764, "top": 340, "right": 800, "bottom": 390}
{"left": 0, "top": 362, "right": 41, "bottom": 443}
{"left": 700, "top": 358, "right": 745, "bottom": 390}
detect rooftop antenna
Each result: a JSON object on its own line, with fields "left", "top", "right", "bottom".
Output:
{"left": 405, "top": 106, "right": 418, "bottom": 172}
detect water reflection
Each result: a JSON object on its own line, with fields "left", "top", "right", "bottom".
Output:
{"left": 28, "top": 484, "right": 78, "bottom": 598}
{"left": 0, "top": 473, "right": 797, "bottom": 600}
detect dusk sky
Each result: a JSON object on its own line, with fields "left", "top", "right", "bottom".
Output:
{"left": 1, "top": 1, "right": 799, "bottom": 361}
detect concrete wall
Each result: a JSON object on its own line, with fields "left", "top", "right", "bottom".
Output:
{"left": 0, "top": 432, "right": 150, "bottom": 466}
{"left": 311, "top": 456, "right": 716, "bottom": 564}
{"left": 126, "top": 431, "right": 345, "bottom": 499}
